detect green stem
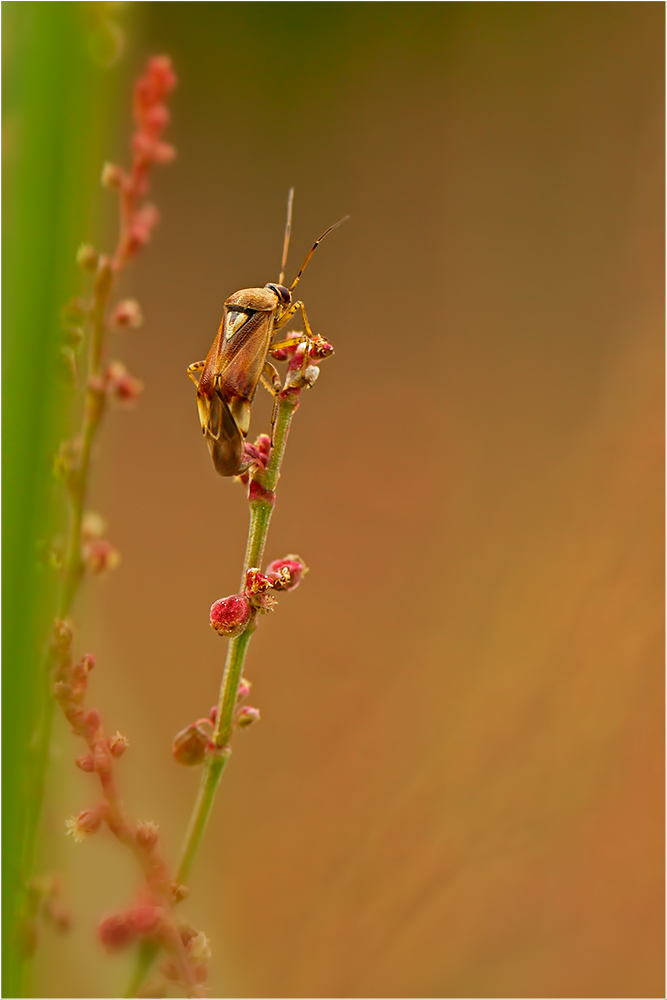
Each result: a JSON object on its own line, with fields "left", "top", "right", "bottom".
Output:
{"left": 127, "top": 391, "right": 300, "bottom": 997}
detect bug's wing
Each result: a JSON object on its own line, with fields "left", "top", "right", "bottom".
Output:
{"left": 215, "top": 310, "right": 275, "bottom": 403}
{"left": 203, "top": 390, "right": 245, "bottom": 477}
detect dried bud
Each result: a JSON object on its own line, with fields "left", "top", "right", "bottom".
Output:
{"left": 101, "top": 162, "right": 123, "bottom": 190}
{"left": 209, "top": 594, "right": 251, "bottom": 638}
{"left": 112, "top": 299, "right": 143, "bottom": 328}
{"left": 52, "top": 618, "right": 73, "bottom": 652}
{"left": 136, "top": 821, "right": 159, "bottom": 850}
{"left": 56, "top": 346, "right": 77, "bottom": 384}
{"left": 265, "top": 554, "right": 308, "bottom": 591}
{"left": 82, "top": 536, "right": 121, "bottom": 574}
{"left": 65, "top": 806, "right": 105, "bottom": 843}
{"left": 94, "top": 255, "right": 114, "bottom": 301}
{"left": 53, "top": 681, "right": 72, "bottom": 703}
{"left": 60, "top": 324, "right": 84, "bottom": 349}
{"left": 236, "top": 706, "right": 260, "bottom": 729}
{"left": 170, "top": 882, "right": 189, "bottom": 903}
{"left": 53, "top": 439, "right": 80, "bottom": 485}
{"left": 76, "top": 243, "right": 99, "bottom": 271}
{"left": 108, "top": 731, "right": 129, "bottom": 757}
{"left": 81, "top": 511, "right": 107, "bottom": 540}
{"left": 75, "top": 755, "right": 95, "bottom": 772}
{"left": 99, "top": 911, "right": 137, "bottom": 951}
{"left": 188, "top": 930, "right": 211, "bottom": 962}
{"left": 172, "top": 721, "right": 212, "bottom": 767}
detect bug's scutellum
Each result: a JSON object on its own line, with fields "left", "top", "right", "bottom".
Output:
{"left": 188, "top": 190, "right": 347, "bottom": 476}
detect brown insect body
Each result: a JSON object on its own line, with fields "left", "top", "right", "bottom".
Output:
{"left": 188, "top": 193, "right": 347, "bottom": 478}
{"left": 195, "top": 285, "right": 285, "bottom": 476}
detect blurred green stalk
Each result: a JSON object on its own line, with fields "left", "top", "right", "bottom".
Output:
{"left": 2, "top": 4, "right": 118, "bottom": 994}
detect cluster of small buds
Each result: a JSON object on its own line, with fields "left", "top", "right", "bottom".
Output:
{"left": 89, "top": 359, "right": 143, "bottom": 406}
{"left": 237, "top": 432, "right": 272, "bottom": 485}
{"left": 100, "top": 55, "right": 177, "bottom": 266}
{"left": 270, "top": 332, "right": 334, "bottom": 393}
{"left": 81, "top": 511, "right": 121, "bottom": 575}
{"left": 160, "top": 926, "right": 211, "bottom": 990}
{"left": 208, "top": 555, "right": 308, "bottom": 640}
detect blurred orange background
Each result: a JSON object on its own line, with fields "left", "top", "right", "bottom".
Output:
{"left": 36, "top": 4, "right": 663, "bottom": 997}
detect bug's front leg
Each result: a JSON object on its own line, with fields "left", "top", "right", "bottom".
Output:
{"left": 187, "top": 360, "right": 206, "bottom": 387}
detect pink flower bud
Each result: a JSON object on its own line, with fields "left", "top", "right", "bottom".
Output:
{"left": 172, "top": 721, "right": 212, "bottom": 766}
{"left": 236, "top": 679, "right": 251, "bottom": 701}
{"left": 99, "top": 911, "right": 137, "bottom": 951}
{"left": 147, "top": 55, "right": 177, "bottom": 95}
{"left": 75, "top": 755, "right": 95, "bottom": 772}
{"left": 101, "top": 162, "right": 123, "bottom": 189}
{"left": 76, "top": 243, "right": 98, "bottom": 272}
{"left": 265, "top": 554, "right": 308, "bottom": 591}
{"left": 144, "top": 102, "right": 170, "bottom": 132}
{"left": 112, "top": 299, "right": 143, "bottom": 328}
{"left": 65, "top": 806, "right": 105, "bottom": 843}
{"left": 105, "top": 360, "right": 143, "bottom": 405}
{"left": 209, "top": 594, "right": 251, "bottom": 637}
{"left": 108, "top": 731, "right": 129, "bottom": 757}
{"left": 152, "top": 141, "right": 176, "bottom": 164}
{"left": 131, "top": 904, "right": 162, "bottom": 936}
{"left": 236, "top": 706, "right": 260, "bottom": 729}
{"left": 136, "top": 821, "right": 159, "bottom": 850}
{"left": 82, "top": 536, "right": 121, "bottom": 574}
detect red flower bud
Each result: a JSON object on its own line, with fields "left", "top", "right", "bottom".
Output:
{"left": 172, "top": 721, "right": 212, "bottom": 766}
{"left": 265, "top": 554, "right": 308, "bottom": 591}
{"left": 75, "top": 755, "right": 95, "bottom": 772}
{"left": 112, "top": 299, "right": 143, "bottom": 328}
{"left": 99, "top": 911, "right": 137, "bottom": 951}
{"left": 244, "top": 567, "right": 273, "bottom": 596}
{"left": 209, "top": 594, "right": 251, "bottom": 637}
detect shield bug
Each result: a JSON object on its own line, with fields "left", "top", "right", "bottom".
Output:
{"left": 188, "top": 190, "right": 347, "bottom": 476}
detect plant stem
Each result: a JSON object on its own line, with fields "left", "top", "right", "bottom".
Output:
{"left": 179, "top": 390, "right": 299, "bottom": 878}
{"left": 127, "top": 391, "right": 300, "bottom": 998}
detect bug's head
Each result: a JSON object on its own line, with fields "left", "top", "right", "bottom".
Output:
{"left": 265, "top": 282, "right": 291, "bottom": 307}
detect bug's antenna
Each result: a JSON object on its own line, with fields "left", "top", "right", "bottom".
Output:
{"left": 288, "top": 214, "right": 350, "bottom": 293}
{"left": 279, "top": 187, "right": 294, "bottom": 286}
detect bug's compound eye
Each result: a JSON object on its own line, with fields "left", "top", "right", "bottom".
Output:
{"left": 224, "top": 309, "right": 251, "bottom": 340}
{"left": 266, "top": 283, "right": 291, "bottom": 306}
